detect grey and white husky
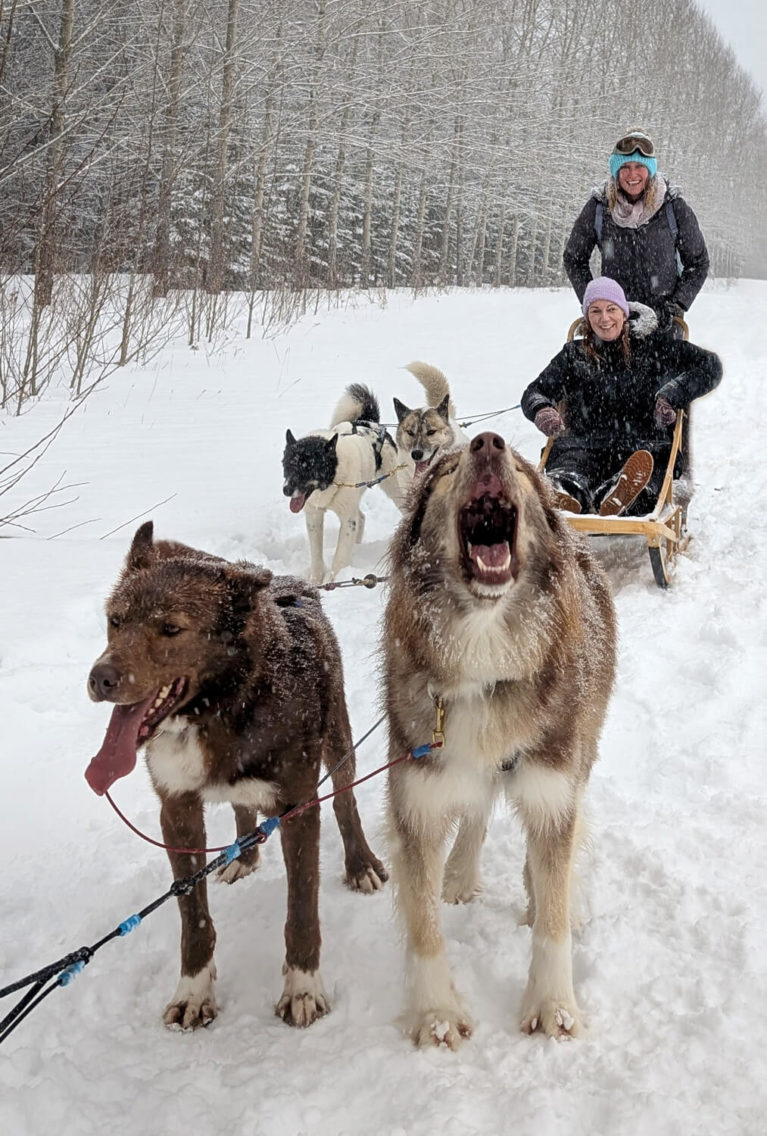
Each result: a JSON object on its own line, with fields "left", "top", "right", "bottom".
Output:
{"left": 394, "top": 361, "right": 469, "bottom": 478}
{"left": 383, "top": 433, "right": 617, "bottom": 1048}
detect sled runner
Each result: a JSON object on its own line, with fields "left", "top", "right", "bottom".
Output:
{"left": 538, "top": 316, "right": 691, "bottom": 588}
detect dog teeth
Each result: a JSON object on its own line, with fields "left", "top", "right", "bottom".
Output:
{"left": 155, "top": 684, "right": 171, "bottom": 706}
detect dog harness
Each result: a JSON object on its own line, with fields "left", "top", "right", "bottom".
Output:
{"left": 351, "top": 420, "right": 396, "bottom": 472}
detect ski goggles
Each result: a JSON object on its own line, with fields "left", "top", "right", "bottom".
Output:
{"left": 613, "top": 132, "right": 655, "bottom": 157}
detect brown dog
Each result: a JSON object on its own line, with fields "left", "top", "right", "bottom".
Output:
{"left": 86, "top": 522, "right": 386, "bottom": 1030}
{"left": 383, "top": 433, "right": 616, "bottom": 1047}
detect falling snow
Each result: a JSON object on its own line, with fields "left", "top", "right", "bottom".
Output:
{"left": 0, "top": 282, "right": 765, "bottom": 1136}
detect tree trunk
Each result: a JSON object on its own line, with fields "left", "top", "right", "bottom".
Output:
{"left": 151, "top": 0, "right": 188, "bottom": 299}
{"left": 34, "top": 0, "right": 75, "bottom": 311}
{"left": 295, "top": 0, "right": 326, "bottom": 290}
{"left": 411, "top": 171, "right": 428, "bottom": 292}
{"left": 206, "top": 0, "right": 239, "bottom": 295}
{"left": 360, "top": 107, "right": 380, "bottom": 286}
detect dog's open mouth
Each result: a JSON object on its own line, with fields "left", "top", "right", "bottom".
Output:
{"left": 459, "top": 484, "right": 518, "bottom": 589}
{"left": 85, "top": 678, "right": 189, "bottom": 795}
{"left": 413, "top": 454, "right": 436, "bottom": 477}
{"left": 289, "top": 491, "right": 307, "bottom": 514}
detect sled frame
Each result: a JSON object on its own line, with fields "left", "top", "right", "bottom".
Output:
{"left": 538, "top": 315, "right": 690, "bottom": 588}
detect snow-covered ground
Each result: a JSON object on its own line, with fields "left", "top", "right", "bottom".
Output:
{"left": 0, "top": 282, "right": 765, "bottom": 1136}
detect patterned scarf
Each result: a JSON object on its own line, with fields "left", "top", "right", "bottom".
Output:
{"left": 608, "top": 174, "right": 667, "bottom": 229}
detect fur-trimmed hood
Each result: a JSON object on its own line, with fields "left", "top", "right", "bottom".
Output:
{"left": 626, "top": 301, "right": 658, "bottom": 339}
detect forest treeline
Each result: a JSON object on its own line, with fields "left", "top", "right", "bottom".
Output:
{"left": 3, "top": 0, "right": 766, "bottom": 293}
{"left": 0, "top": 0, "right": 765, "bottom": 410}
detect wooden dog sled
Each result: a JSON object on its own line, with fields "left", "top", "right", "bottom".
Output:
{"left": 538, "top": 316, "right": 691, "bottom": 588}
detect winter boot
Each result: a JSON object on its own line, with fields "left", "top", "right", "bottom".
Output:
{"left": 551, "top": 488, "right": 582, "bottom": 513}
{"left": 598, "top": 450, "right": 654, "bottom": 516}
{"left": 545, "top": 474, "right": 583, "bottom": 514}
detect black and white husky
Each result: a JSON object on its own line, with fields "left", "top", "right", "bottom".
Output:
{"left": 283, "top": 384, "right": 405, "bottom": 585}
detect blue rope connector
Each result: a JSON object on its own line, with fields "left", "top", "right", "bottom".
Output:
{"left": 411, "top": 744, "right": 433, "bottom": 759}
{"left": 259, "top": 817, "right": 281, "bottom": 838}
{"left": 221, "top": 840, "right": 242, "bottom": 866}
{"left": 59, "top": 961, "right": 85, "bottom": 986}
{"left": 118, "top": 914, "right": 142, "bottom": 936}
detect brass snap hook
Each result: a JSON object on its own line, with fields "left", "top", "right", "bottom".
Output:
{"left": 432, "top": 695, "right": 445, "bottom": 748}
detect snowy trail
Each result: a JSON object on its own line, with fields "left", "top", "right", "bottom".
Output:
{"left": 0, "top": 283, "right": 765, "bottom": 1136}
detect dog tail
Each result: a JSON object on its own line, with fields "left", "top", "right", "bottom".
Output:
{"left": 330, "top": 383, "right": 381, "bottom": 427}
{"left": 405, "top": 361, "right": 456, "bottom": 418}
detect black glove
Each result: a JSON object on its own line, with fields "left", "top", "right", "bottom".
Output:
{"left": 657, "top": 299, "right": 684, "bottom": 329}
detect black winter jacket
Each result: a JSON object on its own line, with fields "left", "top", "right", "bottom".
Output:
{"left": 563, "top": 181, "right": 709, "bottom": 316}
{"left": 521, "top": 307, "right": 722, "bottom": 453}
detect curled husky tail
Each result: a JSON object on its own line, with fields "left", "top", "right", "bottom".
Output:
{"left": 330, "top": 383, "right": 381, "bottom": 427}
{"left": 405, "top": 361, "right": 455, "bottom": 418}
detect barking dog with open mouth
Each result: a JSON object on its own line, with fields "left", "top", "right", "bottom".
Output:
{"left": 393, "top": 361, "right": 469, "bottom": 480}
{"left": 283, "top": 383, "right": 404, "bottom": 585}
{"left": 383, "top": 433, "right": 616, "bottom": 1048}
{"left": 86, "top": 522, "right": 386, "bottom": 1031}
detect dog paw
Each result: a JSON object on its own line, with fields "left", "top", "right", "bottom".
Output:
{"left": 163, "top": 967, "right": 217, "bottom": 1031}
{"left": 345, "top": 855, "right": 388, "bottom": 893}
{"left": 520, "top": 998, "right": 583, "bottom": 1040}
{"left": 407, "top": 1010, "right": 473, "bottom": 1050}
{"left": 216, "top": 845, "right": 260, "bottom": 884}
{"left": 275, "top": 967, "right": 329, "bottom": 1028}
{"left": 442, "top": 874, "right": 482, "bottom": 904}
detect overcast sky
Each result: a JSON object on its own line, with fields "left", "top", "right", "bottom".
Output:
{"left": 696, "top": 0, "right": 767, "bottom": 98}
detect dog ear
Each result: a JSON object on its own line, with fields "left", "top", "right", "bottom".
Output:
{"left": 286, "top": 429, "right": 296, "bottom": 446}
{"left": 125, "top": 521, "right": 155, "bottom": 572}
{"left": 225, "top": 564, "right": 273, "bottom": 622}
{"left": 393, "top": 398, "right": 410, "bottom": 423}
{"left": 326, "top": 433, "right": 339, "bottom": 451}
{"left": 435, "top": 394, "right": 451, "bottom": 422}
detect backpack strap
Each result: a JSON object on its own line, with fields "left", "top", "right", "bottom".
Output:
{"left": 666, "top": 199, "right": 683, "bottom": 277}
{"left": 594, "top": 202, "right": 603, "bottom": 244}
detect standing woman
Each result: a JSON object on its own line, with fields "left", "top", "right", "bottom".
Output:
{"left": 563, "top": 130, "right": 709, "bottom": 334}
{"left": 522, "top": 278, "right": 722, "bottom": 516}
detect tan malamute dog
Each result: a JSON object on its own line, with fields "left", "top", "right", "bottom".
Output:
{"left": 383, "top": 432, "right": 616, "bottom": 1048}
{"left": 393, "top": 361, "right": 468, "bottom": 478}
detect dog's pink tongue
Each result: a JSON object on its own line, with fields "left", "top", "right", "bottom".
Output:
{"left": 471, "top": 542, "right": 510, "bottom": 567}
{"left": 85, "top": 696, "right": 154, "bottom": 795}
{"left": 289, "top": 493, "right": 306, "bottom": 514}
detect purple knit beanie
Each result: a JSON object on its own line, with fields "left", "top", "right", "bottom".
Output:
{"left": 582, "top": 277, "right": 629, "bottom": 319}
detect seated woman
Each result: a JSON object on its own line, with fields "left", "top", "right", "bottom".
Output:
{"left": 521, "top": 277, "right": 722, "bottom": 515}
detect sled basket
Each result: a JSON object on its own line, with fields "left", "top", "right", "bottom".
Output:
{"left": 538, "top": 315, "right": 691, "bottom": 588}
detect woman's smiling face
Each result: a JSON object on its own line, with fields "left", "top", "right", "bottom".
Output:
{"left": 587, "top": 300, "right": 626, "bottom": 341}
{"left": 618, "top": 162, "right": 649, "bottom": 198}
